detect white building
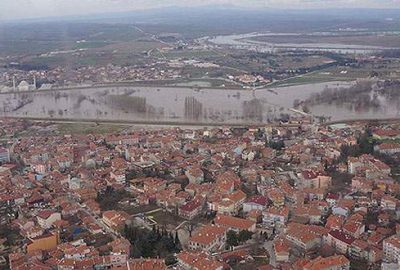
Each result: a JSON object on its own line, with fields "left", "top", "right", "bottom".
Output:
{"left": 374, "top": 143, "right": 400, "bottom": 155}
{"left": 69, "top": 177, "right": 81, "bottom": 190}
{"left": 17, "top": 79, "right": 36, "bottom": 91}
{"left": 384, "top": 235, "right": 400, "bottom": 263}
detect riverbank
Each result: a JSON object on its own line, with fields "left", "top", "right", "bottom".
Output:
{"left": 4, "top": 115, "right": 400, "bottom": 131}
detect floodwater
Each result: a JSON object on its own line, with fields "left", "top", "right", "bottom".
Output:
{"left": 205, "top": 32, "right": 394, "bottom": 54}
{"left": 0, "top": 81, "right": 399, "bottom": 124}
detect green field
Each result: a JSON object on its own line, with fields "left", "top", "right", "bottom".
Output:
{"left": 73, "top": 41, "right": 112, "bottom": 50}
{"left": 268, "top": 59, "right": 400, "bottom": 87}
{"left": 268, "top": 73, "right": 355, "bottom": 87}
{"left": 56, "top": 122, "right": 127, "bottom": 134}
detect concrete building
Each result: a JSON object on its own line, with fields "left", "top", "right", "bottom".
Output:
{"left": 26, "top": 232, "right": 59, "bottom": 254}
{"left": 384, "top": 235, "right": 400, "bottom": 263}
{"left": 325, "top": 230, "right": 355, "bottom": 255}
{"left": 188, "top": 225, "right": 227, "bottom": 253}
{"left": 0, "top": 147, "right": 10, "bottom": 163}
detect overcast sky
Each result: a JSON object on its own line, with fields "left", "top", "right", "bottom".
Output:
{"left": 1, "top": 0, "right": 400, "bottom": 20}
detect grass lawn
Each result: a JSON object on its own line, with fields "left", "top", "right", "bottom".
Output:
{"left": 267, "top": 59, "right": 400, "bottom": 88}
{"left": 268, "top": 73, "right": 355, "bottom": 88}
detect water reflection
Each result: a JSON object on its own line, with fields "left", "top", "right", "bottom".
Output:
{"left": 1, "top": 81, "right": 399, "bottom": 124}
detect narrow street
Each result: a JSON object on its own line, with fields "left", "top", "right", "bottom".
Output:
{"left": 263, "top": 240, "right": 276, "bottom": 267}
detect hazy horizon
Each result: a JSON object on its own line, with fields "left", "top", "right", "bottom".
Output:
{"left": 1, "top": 0, "right": 400, "bottom": 21}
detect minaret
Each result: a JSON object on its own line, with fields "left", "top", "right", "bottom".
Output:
{"left": 33, "top": 75, "right": 37, "bottom": 90}
{"left": 12, "top": 76, "right": 16, "bottom": 91}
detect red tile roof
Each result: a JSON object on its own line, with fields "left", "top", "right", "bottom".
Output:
{"left": 304, "top": 255, "right": 349, "bottom": 270}
{"left": 214, "top": 214, "right": 255, "bottom": 231}
{"left": 328, "top": 229, "right": 355, "bottom": 245}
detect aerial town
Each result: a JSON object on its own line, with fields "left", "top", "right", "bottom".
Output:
{"left": 1, "top": 116, "right": 400, "bottom": 270}
{"left": 2, "top": 3, "right": 400, "bottom": 270}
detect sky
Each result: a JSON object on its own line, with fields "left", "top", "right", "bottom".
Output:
{"left": 1, "top": 0, "right": 400, "bottom": 20}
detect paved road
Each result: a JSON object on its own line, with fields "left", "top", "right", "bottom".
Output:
{"left": 75, "top": 200, "right": 120, "bottom": 239}
{"left": 131, "top": 207, "right": 162, "bottom": 217}
{"left": 263, "top": 240, "right": 276, "bottom": 267}
{"left": 177, "top": 228, "right": 190, "bottom": 249}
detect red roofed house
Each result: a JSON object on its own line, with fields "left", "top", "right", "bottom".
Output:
{"left": 325, "top": 230, "right": 355, "bottom": 254}
{"left": 214, "top": 215, "right": 256, "bottom": 232}
{"left": 109, "top": 238, "right": 131, "bottom": 256}
{"left": 179, "top": 199, "right": 203, "bottom": 220}
{"left": 381, "top": 195, "right": 398, "bottom": 211}
{"left": 267, "top": 188, "right": 285, "bottom": 207}
{"left": 102, "top": 210, "right": 129, "bottom": 231}
{"left": 226, "top": 190, "right": 247, "bottom": 214}
{"left": 188, "top": 225, "right": 227, "bottom": 253}
{"left": 274, "top": 238, "right": 290, "bottom": 263}
{"left": 143, "top": 178, "right": 167, "bottom": 194}
{"left": 243, "top": 195, "right": 269, "bottom": 213}
{"left": 303, "top": 255, "right": 350, "bottom": 270}
{"left": 348, "top": 154, "right": 391, "bottom": 178}
{"left": 185, "top": 166, "right": 204, "bottom": 184}
{"left": 325, "top": 193, "right": 340, "bottom": 207}
{"left": 372, "top": 129, "right": 400, "bottom": 140}
{"left": 325, "top": 215, "right": 345, "bottom": 231}
{"left": 343, "top": 220, "right": 365, "bottom": 238}
{"left": 300, "top": 170, "right": 331, "bottom": 189}
{"left": 263, "top": 206, "right": 289, "bottom": 227}
{"left": 113, "top": 258, "right": 166, "bottom": 270}
{"left": 375, "top": 143, "right": 400, "bottom": 155}
{"left": 285, "top": 225, "right": 322, "bottom": 252}
{"left": 37, "top": 210, "right": 61, "bottom": 229}
{"left": 177, "top": 251, "right": 224, "bottom": 270}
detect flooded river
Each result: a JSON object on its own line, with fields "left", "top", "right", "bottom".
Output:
{"left": 1, "top": 81, "right": 399, "bottom": 124}
{"left": 204, "top": 32, "right": 395, "bottom": 54}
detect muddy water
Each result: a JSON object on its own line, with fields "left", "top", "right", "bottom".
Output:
{"left": 206, "top": 32, "right": 394, "bottom": 54}
{"left": 0, "top": 81, "right": 399, "bottom": 124}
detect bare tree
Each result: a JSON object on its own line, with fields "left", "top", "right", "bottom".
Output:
{"left": 184, "top": 221, "right": 195, "bottom": 237}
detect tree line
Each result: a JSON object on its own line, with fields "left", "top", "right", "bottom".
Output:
{"left": 124, "top": 224, "right": 181, "bottom": 262}
{"left": 226, "top": 229, "right": 254, "bottom": 249}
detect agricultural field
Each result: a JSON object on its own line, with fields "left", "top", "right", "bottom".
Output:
{"left": 269, "top": 59, "right": 400, "bottom": 87}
